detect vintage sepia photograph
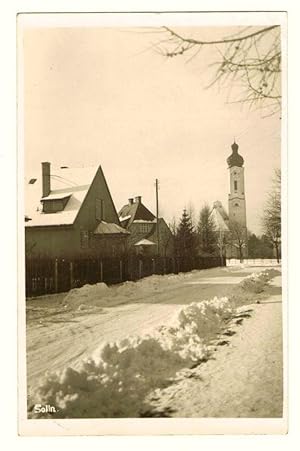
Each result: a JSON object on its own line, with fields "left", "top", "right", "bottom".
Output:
{"left": 18, "top": 12, "right": 286, "bottom": 435}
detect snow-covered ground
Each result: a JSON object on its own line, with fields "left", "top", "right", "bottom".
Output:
{"left": 149, "top": 275, "right": 283, "bottom": 418}
{"left": 26, "top": 266, "right": 279, "bottom": 413}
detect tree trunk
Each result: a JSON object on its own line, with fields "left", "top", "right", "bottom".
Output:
{"left": 239, "top": 245, "right": 243, "bottom": 263}
{"left": 275, "top": 243, "right": 280, "bottom": 263}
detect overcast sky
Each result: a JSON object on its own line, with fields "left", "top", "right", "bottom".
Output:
{"left": 22, "top": 24, "right": 281, "bottom": 234}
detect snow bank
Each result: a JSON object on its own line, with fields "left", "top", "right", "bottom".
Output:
{"left": 61, "top": 272, "right": 203, "bottom": 311}
{"left": 29, "top": 295, "right": 233, "bottom": 418}
{"left": 30, "top": 336, "right": 189, "bottom": 418}
{"left": 239, "top": 269, "right": 279, "bottom": 294}
{"left": 62, "top": 282, "right": 111, "bottom": 309}
{"left": 177, "top": 296, "right": 234, "bottom": 338}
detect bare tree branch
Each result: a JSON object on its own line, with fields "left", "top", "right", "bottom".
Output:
{"left": 261, "top": 169, "right": 281, "bottom": 262}
{"left": 163, "top": 25, "right": 279, "bottom": 47}
{"left": 152, "top": 25, "right": 281, "bottom": 115}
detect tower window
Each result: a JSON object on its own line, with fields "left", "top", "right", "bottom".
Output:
{"left": 234, "top": 180, "right": 238, "bottom": 191}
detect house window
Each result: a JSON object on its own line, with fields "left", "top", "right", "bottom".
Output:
{"left": 96, "top": 198, "right": 105, "bottom": 221}
{"left": 80, "top": 230, "right": 89, "bottom": 249}
{"left": 234, "top": 180, "right": 238, "bottom": 191}
{"left": 140, "top": 223, "right": 152, "bottom": 233}
{"left": 42, "top": 199, "right": 64, "bottom": 213}
{"left": 41, "top": 196, "right": 71, "bottom": 213}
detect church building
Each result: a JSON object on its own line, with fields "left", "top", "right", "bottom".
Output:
{"left": 211, "top": 140, "right": 248, "bottom": 260}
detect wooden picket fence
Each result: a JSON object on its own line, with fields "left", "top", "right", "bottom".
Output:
{"left": 25, "top": 255, "right": 225, "bottom": 297}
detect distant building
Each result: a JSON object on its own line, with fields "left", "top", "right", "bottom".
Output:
{"left": 210, "top": 200, "right": 229, "bottom": 233}
{"left": 210, "top": 200, "right": 229, "bottom": 262}
{"left": 118, "top": 196, "right": 174, "bottom": 257}
{"left": 212, "top": 141, "right": 248, "bottom": 259}
{"left": 25, "top": 162, "right": 129, "bottom": 259}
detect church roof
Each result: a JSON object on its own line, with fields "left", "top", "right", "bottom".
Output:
{"left": 227, "top": 141, "right": 244, "bottom": 168}
{"left": 211, "top": 201, "right": 229, "bottom": 232}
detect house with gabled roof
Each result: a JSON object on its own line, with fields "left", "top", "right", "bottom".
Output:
{"left": 118, "top": 196, "right": 174, "bottom": 257}
{"left": 25, "top": 162, "right": 129, "bottom": 258}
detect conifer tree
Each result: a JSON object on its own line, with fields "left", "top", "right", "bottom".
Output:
{"left": 197, "top": 204, "right": 218, "bottom": 256}
{"left": 176, "top": 209, "right": 197, "bottom": 258}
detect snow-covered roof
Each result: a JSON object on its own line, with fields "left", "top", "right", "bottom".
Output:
{"left": 210, "top": 206, "right": 229, "bottom": 232}
{"left": 119, "top": 214, "right": 131, "bottom": 222}
{"left": 118, "top": 198, "right": 155, "bottom": 228}
{"left": 134, "top": 238, "right": 156, "bottom": 246}
{"left": 41, "top": 192, "right": 72, "bottom": 201}
{"left": 213, "top": 200, "right": 229, "bottom": 221}
{"left": 25, "top": 166, "right": 99, "bottom": 227}
{"left": 94, "top": 221, "right": 130, "bottom": 235}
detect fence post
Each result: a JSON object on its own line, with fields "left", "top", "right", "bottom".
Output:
{"left": 54, "top": 258, "right": 58, "bottom": 293}
{"left": 152, "top": 258, "right": 155, "bottom": 275}
{"left": 139, "top": 259, "right": 143, "bottom": 279}
{"left": 120, "top": 260, "right": 123, "bottom": 282}
{"left": 100, "top": 260, "right": 103, "bottom": 282}
{"left": 70, "top": 261, "right": 73, "bottom": 289}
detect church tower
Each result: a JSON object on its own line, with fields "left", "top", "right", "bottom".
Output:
{"left": 227, "top": 141, "right": 248, "bottom": 257}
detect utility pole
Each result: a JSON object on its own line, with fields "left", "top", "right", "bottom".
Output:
{"left": 156, "top": 178, "right": 160, "bottom": 255}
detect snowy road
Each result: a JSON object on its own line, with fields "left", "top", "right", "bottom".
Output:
{"left": 26, "top": 266, "right": 275, "bottom": 396}
{"left": 150, "top": 276, "right": 283, "bottom": 418}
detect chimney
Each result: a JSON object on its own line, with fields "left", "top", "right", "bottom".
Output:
{"left": 42, "top": 162, "right": 51, "bottom": 198}
{"left": 128, "top": 198, "right": 134, "bottom": 205}
{"left": 135, "top": 196, "right": 142, "bottom": 204}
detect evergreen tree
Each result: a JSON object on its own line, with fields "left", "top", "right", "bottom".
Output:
{"left": 176, "top": 209, "right": 197, "bottom": 258}
{"left": 248, "top": 233, "right": 274, "bottom": 258}
{"left": 247, "top": 233, "right": 261, "bottom": 258}
{"left": 261, "top": 234, "right": 276, "bottom": 257}
{"left": 197, "top": 204, "right": 217, "bottom": 256}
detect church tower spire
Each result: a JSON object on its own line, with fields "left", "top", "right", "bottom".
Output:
{"left": 227, "top": 140, "right": 248, "bottom": 257}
